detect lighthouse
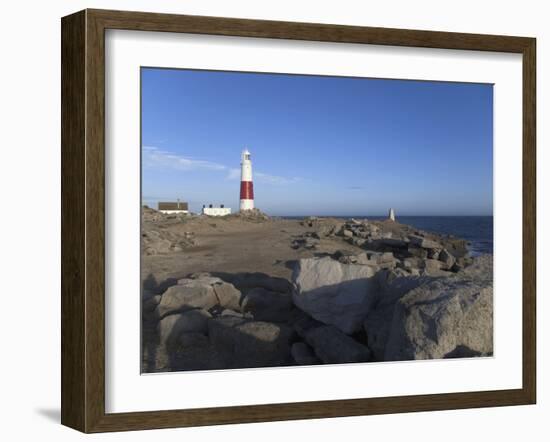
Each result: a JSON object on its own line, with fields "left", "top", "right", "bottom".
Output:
{"left": 239, "top": 149, "right": 254, "bottom": 211}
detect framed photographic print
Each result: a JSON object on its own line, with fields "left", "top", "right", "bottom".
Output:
{"left": 61, "top": 9, "right": 536, "bottom": 433}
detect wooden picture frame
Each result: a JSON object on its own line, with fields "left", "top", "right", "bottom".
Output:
{"left": 61, "top": 9, "right": 536, "bottom": 433}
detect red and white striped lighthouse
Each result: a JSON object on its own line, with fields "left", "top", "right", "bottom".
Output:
{"left": 239, "top": 149, "right": 254, "bottom": 211}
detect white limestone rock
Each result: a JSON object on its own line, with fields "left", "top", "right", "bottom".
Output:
{"left": 291, "top": 257, "right": 380, "bottom": 334}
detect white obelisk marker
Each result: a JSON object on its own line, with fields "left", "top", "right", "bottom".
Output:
{"left": 239, "top": 149, "right": 254, "bottom": 211}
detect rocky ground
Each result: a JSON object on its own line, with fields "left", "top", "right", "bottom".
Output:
{"left": 141, "top": 208, "right": 492, "bottom": 373}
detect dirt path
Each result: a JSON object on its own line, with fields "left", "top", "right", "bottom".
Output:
{"left": 141, "top": 218, "right": 360, "bottom": 293}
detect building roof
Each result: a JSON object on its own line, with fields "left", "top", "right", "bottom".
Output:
{"left": 158, "top": 201, "right": 188, "bottom": 211}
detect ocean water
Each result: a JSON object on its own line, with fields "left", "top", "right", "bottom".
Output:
{"left": 284, "top": 215, "right": 493, "bottom": 256}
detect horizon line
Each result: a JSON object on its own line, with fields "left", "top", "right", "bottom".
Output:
{"left": 270, "top": 214, "right": 494, "bottom": 217}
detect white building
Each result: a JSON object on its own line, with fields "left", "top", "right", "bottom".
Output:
{"left": 202, "top": 204, "right": 231, "bottom": 216}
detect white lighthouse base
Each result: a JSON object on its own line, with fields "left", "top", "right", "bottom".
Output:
{"left": 240, "top": 199, "right": 254, "bottom": 211}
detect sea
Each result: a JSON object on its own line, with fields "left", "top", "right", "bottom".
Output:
{"left": 283, "top": 216, "right": 493, "bottom": 256}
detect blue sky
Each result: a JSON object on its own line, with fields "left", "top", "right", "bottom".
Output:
{"left": 141, "top": 68, "right": 493, "bottom": 216}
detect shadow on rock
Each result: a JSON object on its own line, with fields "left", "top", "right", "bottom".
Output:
{"left": 208, "top": 271, "right": 293, "bottom": 295}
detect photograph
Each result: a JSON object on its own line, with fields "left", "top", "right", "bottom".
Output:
{"left": 140, "top": 67, "right": 494, "bottom": 373}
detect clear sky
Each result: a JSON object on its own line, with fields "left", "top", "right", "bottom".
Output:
{"left": 141, "top": 68, "right": 493, "bottom": 216}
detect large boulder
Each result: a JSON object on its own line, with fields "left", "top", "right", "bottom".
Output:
{"left": 408, "top": 246, "right": 428, "bottom": 259}
{"left": 157, "top": 309, "right": 212, "bottom": 347}
{"left": 155, "top": 277, "right": 241, "bottom": 318}
{"left": 241, "top": 287, "right": 294, "bottom": 322}
{"left": 409, "top": 235, "right": 442, "bottom": 250}
{"left": 292, "top": 314, "right": 326, "bottom": 339}
{"left": 342, "top": 229, "right": 354, "bottom": 238}
{"left": 175, "top": 331, "right": 210, "bottom": 349}
{"left": 212, "top": 282, "right": 242, "bottom": 311}
{"left": 438, "top": 249, "right": 456, "bottom": 270}
{"left": 423, "top": 258, "right": 444, "bottom": 274}
{"left": 384, "top": 267, "right": 493, "bottom": 361}
{"left": 292, "top": 257, "right": 380, "bottom": 334}
{"left": 142, "top": 294, "right": 161, "bottom": 321}
{"left": 161, "top": 332, "right": 229, "bottom": 372}
{"left": 461, "top": 254, "right": 492, "bottom": 279}
{"left": 291, "top": 342, "right": 321, "bottom": 365}
{"left": 208, "top": 316, "right": 294, "bottom": 368}
{"left": 156, "top": 281, "right": 218, "bottom": 318}
{"left": 364, "top": 271, "right": 434, "bottom": 360}
{"left": 304, "top": 325, "right": 371, "bottom": 364}
{"left": 400, "top": 257, "right": 451, "bottom": 276}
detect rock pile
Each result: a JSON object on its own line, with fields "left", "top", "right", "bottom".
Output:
{"left": 143, "top": 272, "right": 301, "bottom": 371}
{"left": 328, "top": 219, "right": 470, "bottom": 276}
{"left": 365, "top": 255, "right": 493, "bottom": 360}
{"left": 290, "top": 232, "right": 321, "bottom": 250}
{"left": 142, "top": 217, "right": 492, "bottom": 372}
{"left": 303, "top": 325, "right": 371, "bottom": 364}
{"left": 141, "top": 206, "right": 196, "bottom": 255}
{"left": 229, "top": 208, "right": 270, "bottom": 222}
{"left": 300, "top": 216, "right": 344, "bottom": 237}
{"left": 291, "top": 254, "right": 493, "bottom": 363}
{"left": 142, "top": 229, "right": 196, "bottom": 255}
{"left": 334, "top": 250, "right": 397, "bottom": 270}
